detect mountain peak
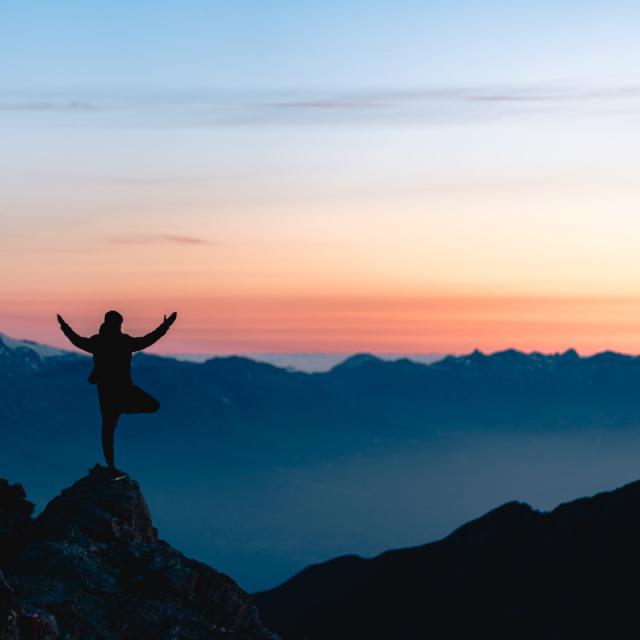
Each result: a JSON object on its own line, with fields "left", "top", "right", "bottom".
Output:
{"left": 0, "top": 333, "right": 67, "bottom": 359}
{"left": 255, "top": 477, "right": 640, "bottom": 639}
{"left": 446, "top": 500, "right": 538, "bottom": 546}
{"left": 332, "top": 353, "right": 382, "bottom": 370}
{"left": 34, "top": 466, "right": 157, "bottom": 546}
{"left": 1, "top": 470, "right": 278, "bottom": 640}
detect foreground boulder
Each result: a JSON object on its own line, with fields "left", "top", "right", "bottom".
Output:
{"left": 0, "top": 480, "right": 34, "bottom": 570}
{"left": 1, "top": 468, "right": 277, "bottom": 640}
{"left": 0, "top": 570, "right": 13, "bottom": 638}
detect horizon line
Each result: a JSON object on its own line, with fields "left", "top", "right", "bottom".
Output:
{"left": 3, "top": 331, "right": 639, "bottom": 361}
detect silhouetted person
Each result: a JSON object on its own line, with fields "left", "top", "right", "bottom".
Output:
{"left": 57, "top": 310, "right": 178, "bottom": 472}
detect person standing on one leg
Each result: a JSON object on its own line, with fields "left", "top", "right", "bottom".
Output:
{"left": 57, "top": 310, "right": 177, "bottom": 472}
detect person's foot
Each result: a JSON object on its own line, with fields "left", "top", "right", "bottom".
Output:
{"left": 89, "top": 463, "right": 110, "bottom": 475}
{"left": 107, "top": 465, "right": 127, "bottom": 478}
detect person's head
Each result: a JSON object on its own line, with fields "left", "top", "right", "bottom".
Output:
{"left": 99, "top": 310, "right": 123, "bottom": 336}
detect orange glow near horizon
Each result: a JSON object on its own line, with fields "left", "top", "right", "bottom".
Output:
{"left": 5, "top": 294, "right": 640, "bottom": 356}
{"left": 5, "top": 93, "right": 640, "bottom": 355}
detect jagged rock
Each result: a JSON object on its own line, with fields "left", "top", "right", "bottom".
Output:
{"left": 0, "top": 481, "right": 35, "bottom": 570}
{"left": 0, "top": 570, "right": 13, "bottom": 639}
{"left": 34, "top": 466, "right": 157, "bottom": 546}
{"left": 0, "top": 482, "right": 34, "bottom": 519}
{"left": 14, "top": 610, "right": 59, "bottom": 640}
{"left": 4, "top": 468, "right": 277, "bottom": 640}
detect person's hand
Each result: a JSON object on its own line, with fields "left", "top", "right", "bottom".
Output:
{"left": 164, "top": 312, "right": 178, "bottom": 326}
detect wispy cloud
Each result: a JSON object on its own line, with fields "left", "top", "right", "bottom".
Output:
{"left": 269, "top": 86, "right": 640, "bottom": 108}
{"left": 4, "top": 85, "right": 640, "bottom": 127}
{"left": 226, "top": 85, "right": 640, "bottom": 127}
{"left": 110, "top": 234, "right": 213, "bottom": 246}
{"left": 0, "top": 99, "right": 94, "bottom": 112}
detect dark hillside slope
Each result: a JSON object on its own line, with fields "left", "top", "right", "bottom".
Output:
{"left": 255, "top": 479, "right": 640, "bottom": 639}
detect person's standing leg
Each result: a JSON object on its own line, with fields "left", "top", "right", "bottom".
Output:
{"left": 101, "top": 412, "right": 119, "bottom": 470}
{"left": 98, "top": 385, "right": 121, "bottom": 470}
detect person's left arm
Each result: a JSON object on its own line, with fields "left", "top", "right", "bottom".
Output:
{"left": 130, "top": 312, "right": 177, "bottom": 351}
{"left": 57, "top": 314, "right": 94, "bottom": 353}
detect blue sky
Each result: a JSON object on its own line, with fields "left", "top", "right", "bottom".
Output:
{"left": 4, "top": 1, "right": 640, "bottom": 91}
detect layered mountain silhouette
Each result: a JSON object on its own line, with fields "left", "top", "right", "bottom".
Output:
{"left": 0, "top": 471, "right": 277, "bottom": 640}
{"left": 254, "top": 479, "right": 640, "bottom": 639}
{"left": 6, "top": 336, "right": 640, "bottom": 456}
{"left": 6, "top": 334, "right": 640, "bottom": 588}
{"left": 6, "top": 335, "right": 640, "bottom": 444}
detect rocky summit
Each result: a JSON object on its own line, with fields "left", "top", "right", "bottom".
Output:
{"left": 0, "top": 469, "right": 277, "bottom": 640}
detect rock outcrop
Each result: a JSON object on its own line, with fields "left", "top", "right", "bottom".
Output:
{"left": 0, "top": 480, "right": 34, "bottom": 570}
{"left": 1, "top": 468, "right": 277, "bottom": 640}
{"left": 0, "top": 570, "right": 13, "bottom": 639}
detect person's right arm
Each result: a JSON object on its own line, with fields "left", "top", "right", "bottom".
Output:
{"left": 130, "top": 312, "right": 177, "bottom": 351}
{"left": 56, "top": 314, "right": 94, "bottom": 353}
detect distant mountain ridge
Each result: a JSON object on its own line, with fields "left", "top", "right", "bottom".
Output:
{"left": 6, "top": 333, "right": 640, "bottom": 444}
{"left": 0, "top": 332, "right": 444, "bottom": 371}
{"left": 254, "top": 478, "right": 640, "bottom": 639}
{"left": 0, "top": 334, "right": 69, "bottom": 359}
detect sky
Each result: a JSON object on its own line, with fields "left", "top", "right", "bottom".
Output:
{"left": 3, "top": 1, "right": 640, "bottom": 354}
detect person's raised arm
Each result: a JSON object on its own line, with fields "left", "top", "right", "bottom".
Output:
{"left": 56, "top": 314, "right": 94, "bottom": 353}
{"left": 130, "top": 312, "right": 177, "bottom": 352}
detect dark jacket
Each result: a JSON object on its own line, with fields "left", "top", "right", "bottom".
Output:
{"left": 59, "top": 320, "right": 171, "bottom": 386}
